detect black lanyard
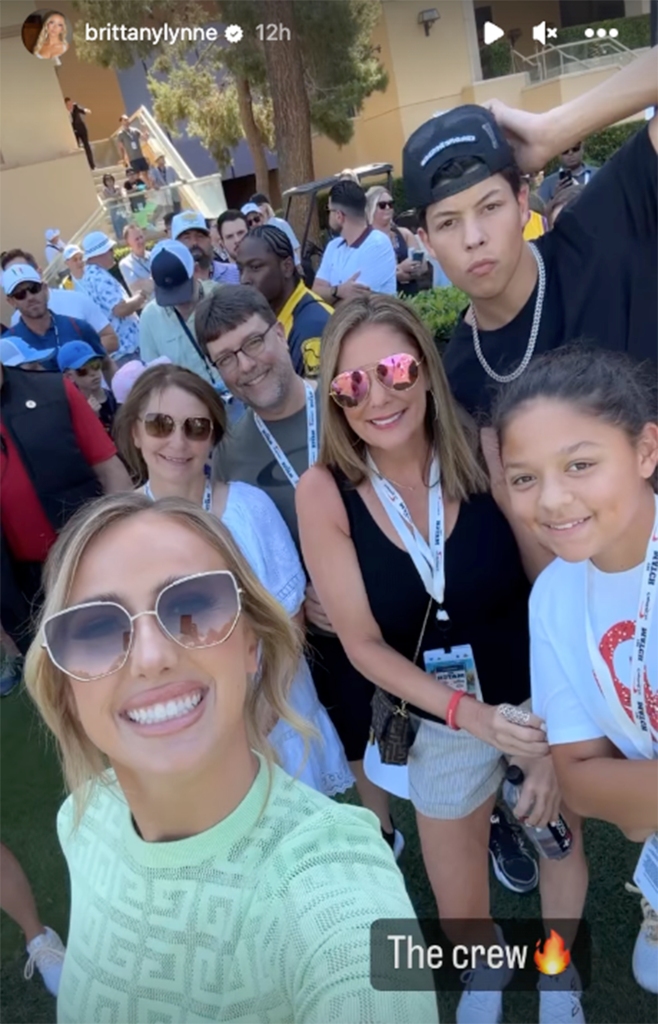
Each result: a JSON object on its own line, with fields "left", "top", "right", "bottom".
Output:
{"left": 172, "top": 307, "right": 217, "bottom": 382}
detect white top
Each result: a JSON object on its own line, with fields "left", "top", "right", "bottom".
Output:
{"left": 44, "top": 242, "right": 64, "bottom": 265}
{"left": 530, "top": 556, "right": 658, "bottom": 759}
{"left": 118, "top": 251, "right": 152, "bottom": 292}
{"left": 10, "top": 287, "right": 110, "bottom": 336}
{"left": 221, "top": 481, "right": 306, "bottom": 615}
{"left": 269, "top": 216, "right": 301, "bottom": 262}
{"left": 316, "top": 227, "right": 397, "bottom": 295}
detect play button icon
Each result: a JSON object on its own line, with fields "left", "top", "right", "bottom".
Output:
{"left": 483, "top": 21, "right": 505, "bottom": 45}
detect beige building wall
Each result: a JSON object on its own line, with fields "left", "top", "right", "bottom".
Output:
{"left": 474, "top": 0, "right": 563, "bottom": 55}
{"left": 0, "top": 1, "right": 99, "bottom": 324}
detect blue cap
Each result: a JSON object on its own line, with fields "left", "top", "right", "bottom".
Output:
{"left": 0, "top": 337, "right": 55, "bottom": 367}
{"left": 57, "top": 341, "right": 100, "bottom": 372}
{"left": 151, "top": 239, "right": 195, "bottom": 307}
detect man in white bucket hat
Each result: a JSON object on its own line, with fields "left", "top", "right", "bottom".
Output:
{"left": 81, "top": 231, "right": 146, "bottom": 364}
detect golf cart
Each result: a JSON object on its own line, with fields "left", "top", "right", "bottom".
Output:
{"left": 282, "top": 162, "right": 394, "bottom": 277}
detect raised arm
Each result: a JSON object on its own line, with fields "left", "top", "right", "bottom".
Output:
{"left": 296, "top": 465, "right": 548, "bottom": 758}
{"left": 487, "top": 46, "right": 658, "bottom": 171}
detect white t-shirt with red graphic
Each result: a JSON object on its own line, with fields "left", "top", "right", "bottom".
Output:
{"left": 530, "top": 556, "right": 658, "bottom": 759}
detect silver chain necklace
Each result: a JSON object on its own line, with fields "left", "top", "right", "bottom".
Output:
{"left": 471, "top": 243, "right": 545, "bottom": 384}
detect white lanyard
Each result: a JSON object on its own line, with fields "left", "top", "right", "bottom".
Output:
{"left": 585, "top": 495, "right": 658, "bottom": 759}
{"left": 254, "top": 382, "right": 318, "bottom": 489}
{"left": 367, "top": 453, "right": 448, "bottom": 620}
{"left": 144, "top": 477, "right": 213, "bottom": 512}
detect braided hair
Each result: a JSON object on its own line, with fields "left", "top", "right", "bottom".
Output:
{"left": 245, "top": 225, "right": 299, "bottom": 282}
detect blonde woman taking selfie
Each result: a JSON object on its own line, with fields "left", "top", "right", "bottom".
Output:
{"left": 25, "top": 493, "right": 438, "bottom": 1024}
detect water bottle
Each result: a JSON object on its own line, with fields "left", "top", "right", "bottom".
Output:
{"left": 503, "top": 765, "right": 573, "bottom": 860}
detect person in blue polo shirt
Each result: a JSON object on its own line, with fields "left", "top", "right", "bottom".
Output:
{"left": 237, "top": 226, "right": 332, "bottom": 378}
{"left": 2, "top": 265, "right": 107, "bottom": 374}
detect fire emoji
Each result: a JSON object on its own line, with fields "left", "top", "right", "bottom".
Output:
{"left": 534, "top": 930, "right": 571, "bottom": 976}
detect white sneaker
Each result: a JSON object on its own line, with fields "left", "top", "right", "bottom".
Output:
{"left": 538, "top": 962, "right": 585, "bottom": 1023}
{"left": 24, "top": 926, "right": 66, "bottom": 996}
{"left": 456, "top": 926, "right": 514, "bottom": 1024}
{"left": 626, "top": 882, "right": 658, "bottom": 994}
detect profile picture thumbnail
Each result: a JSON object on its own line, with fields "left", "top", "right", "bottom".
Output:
{"left": 22, "top": 9, "right": 70, "bottom": 63}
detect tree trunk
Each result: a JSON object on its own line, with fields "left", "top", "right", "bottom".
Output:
{"left": 234, "top": 75, "right": 269, "bottom": 196}
{"left": 258, "top": 0, "right": 317, "bottom": 243}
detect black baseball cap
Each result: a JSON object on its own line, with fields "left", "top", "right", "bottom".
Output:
{"left": 403, "top": 105, "right": 514, "bottom": 210}
{"left": 150, "top": 240, "right": 195, "bottom": 307}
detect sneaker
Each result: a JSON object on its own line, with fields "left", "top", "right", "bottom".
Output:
{"left": 24, "top": 926, "right": 66, "bottom": 996}
{"left": 456, "top": 925, "right": 514, "bottom": 1024}
{"left": 489, "top": 808, "right": 539, "bottom": 894}
{"left": 538, "top": 962, "right": 585, "bottom": 1023}
{"left": 626, "top": 882, "right": 658, "bottom": 994}
{"left": 381, "top": 824, "right": 405, "bottom": 861}
{"left": 0, "top": 656, "right": 23, "bottom": 697}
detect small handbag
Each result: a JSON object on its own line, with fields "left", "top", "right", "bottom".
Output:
{"left": 369, "top": 596, "right": 434, "bottom": 766}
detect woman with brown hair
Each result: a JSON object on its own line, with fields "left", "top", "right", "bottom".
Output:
{"left": 113, "top": 363, "right": 353, "bottom": 797}
{"left": 24, "top": 493, "right": 437, "bottom": 1022}
{"left": 296, "top": 294, "right": 587, "bottom": 1024}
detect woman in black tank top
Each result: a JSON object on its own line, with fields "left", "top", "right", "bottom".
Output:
{"left": 297, "top": 295, "right": 587, "bottom": 1023}
{"left": 365, "top": 186, "right": 423, "bottom": 296}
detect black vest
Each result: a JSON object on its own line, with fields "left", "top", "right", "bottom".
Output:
{"left": 1, "top": 368, "right": 103, "bottom": 534}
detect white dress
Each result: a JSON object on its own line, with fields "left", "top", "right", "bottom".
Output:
{"left": 221, "top": 481, "right": 354, "bottom": 797}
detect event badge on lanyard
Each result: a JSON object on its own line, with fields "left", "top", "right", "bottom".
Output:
{"left": 586, "top": 496, "right": 658, "bottom": 911}
{"left": 254, "top": 382, "right": 318, "bottom": 488}
{"left": 585, "top": 494, "right": 658, "bottom": 761}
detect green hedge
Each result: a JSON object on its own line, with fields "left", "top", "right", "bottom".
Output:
{"left": 558, "top": 13, "right": 649, "bottom": 49}
{"left": 480, "top": 39, "right": 513, "bottom": 80}
{"left": 402, "top": 286, "right": 468, "bottom": 352}
{"left": 543, "top": 120, "right": 645, "bottom": 175}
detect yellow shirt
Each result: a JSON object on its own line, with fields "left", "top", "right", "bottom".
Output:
{"left": 523, "top": 210, "right": 545, "bottom": 241}
{"left": 277, "top": 281, "right": 332, "bottom": 378}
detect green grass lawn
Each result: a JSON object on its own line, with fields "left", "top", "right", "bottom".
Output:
{"left": 1, "top": 687, "right": 656, "bottom": 1024}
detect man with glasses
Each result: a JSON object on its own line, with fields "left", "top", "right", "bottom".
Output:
{"left": 538, "top": 140, "right": 598, "bottom": 203}
{"left": 196, "top": 283, "right": 403, "bottom": 857}
{"left": 312, "top": 180, "right": 397, "bottom": 305}
{"left": 236, "top": 225, "right": 332, "bottom": 378}
{"left": 1, "top": 265, "right": 109, "bottom": 373}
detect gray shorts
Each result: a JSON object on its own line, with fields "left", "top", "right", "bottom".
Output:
{"left": 408, "top": 713, "right": 505, "bottom": 820}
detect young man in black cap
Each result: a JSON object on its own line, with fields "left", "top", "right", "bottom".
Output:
{"left": 403, "top": 48, "right": 656, "bottom": 424}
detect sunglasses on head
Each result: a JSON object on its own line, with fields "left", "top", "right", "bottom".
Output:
{"left": 377, "top": 200, "right": 394, "bottom": 210}
{"left": 330, "top": 352, "right": 422, "bottom": 409}
{"left": 75, "top": 359, "right": 103, "bottom": 376}
{"left": 11, "top": 282, "right": 43, "bottom": 301}
{"left": 140, "top": 412, "right": 213, "bottom": 441}
{"left": 42, "top": 571, "right": 242, "bottom": 681}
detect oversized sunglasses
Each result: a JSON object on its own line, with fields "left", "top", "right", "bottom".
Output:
{"left": 377, "top": 200, "right": 394, "bottom": 210}
{"left": 11, "top": 282, "right": 44, "bottom": 301}
{"left": 246, "top": 215, "right": 262, "bottom": 227}
{"left": 42, "top": 571, "right": 243, "bottom": 681}
{"left": 75, "top": 359, "right": 103, "bottom": 375}
{"left": 140, "top": 412, "right": 213, "bottom": 441}
{"left": 330, "top": 352, "right": 422, "bottom": 409}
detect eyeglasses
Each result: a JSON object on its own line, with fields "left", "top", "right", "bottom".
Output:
{"left": 212, "top": 322, "right": 275, "bottom": 374}
{"left": 41, "top": 571, "right": 243, "bottom": 681}
{"left": 246, "top": 215, "right": 262, "bottom": 228}
{"left": 377, "top": 200, "right": 394, "bottom": 210}
{"left": 75, "top": 359, "right": 104, "bottom": 376}
{"left": 11, "top": 282, "right": 43, "bottom": 301}
{"left": 330, "top": 352, "right": 423, "bottom": 409}
{"left": 140, "top": 413, "right": 213, "bottom": 441}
